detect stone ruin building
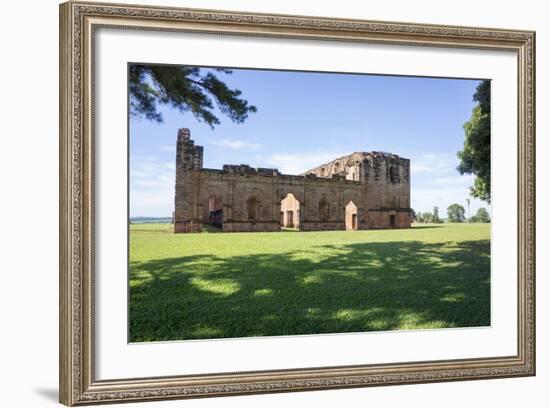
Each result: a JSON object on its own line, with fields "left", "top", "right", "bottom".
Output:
{"left": 174, "top": 128, "right": 412, "bottom": 233}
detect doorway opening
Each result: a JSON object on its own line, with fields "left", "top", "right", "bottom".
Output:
{"left": 280, "top": 193, "right": 300, "bottom": 230}
{"left": 345, "top": 201, "right": 358, "bottom": 230}
{"left": 207, "top": 195, "right": 223, "bottom": 229}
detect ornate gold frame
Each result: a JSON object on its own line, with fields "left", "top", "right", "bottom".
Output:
{"left": 59, "top": 1, "right": 536, "bottom": 405}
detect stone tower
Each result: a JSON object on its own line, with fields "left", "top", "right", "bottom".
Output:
{"left": 176, "top": 128, "right": 203, "bottom": 170}
{"left": 174, "top": 128, "right": 204, "bottom": 233}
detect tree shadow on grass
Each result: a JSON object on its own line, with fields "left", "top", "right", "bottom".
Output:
{"left": 129, "top": 239, "right": 490, "bottom": 342}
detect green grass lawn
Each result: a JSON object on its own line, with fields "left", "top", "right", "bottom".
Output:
{"left": 129, "top": 223, "right": 490, "bottom": 342}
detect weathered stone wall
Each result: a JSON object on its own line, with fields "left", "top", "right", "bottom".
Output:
{"left": 174, "top": 128, "right": 411, "bottom": 233}
{"left": 302, "top": 151, "right": 411, "bottom": 229}
{"left": 175, "top": 168, "right": 367, "bottom": 233}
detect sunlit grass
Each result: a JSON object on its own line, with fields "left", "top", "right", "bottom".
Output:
{"left": 129, "top": 223, "right": 490, "bottom": 342}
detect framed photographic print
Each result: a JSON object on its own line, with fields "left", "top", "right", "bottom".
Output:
{"left": 59, "top": 1, "right": 536, "bottom": 405}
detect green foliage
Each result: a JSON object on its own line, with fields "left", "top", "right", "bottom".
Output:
{"left": 129, "top": 223, "right": 490, "bottom": 341}
{"left": 469, "top": 207, "right": 491, "bottom": 223}
{"left": 447, "top": 203, "right": 466, "bottom": 223}
{"left": 457, "top": 80, "right": 491, "bottom": 202}
{"left": 415, "top": 208, "right": 442, "bottom": 224}
{"left": 129, "top": 64, "right": 257, "bottom": 127}
{"left": 417, "top": 212, "right": 428, "bottom": 223}
{"left": 432, "top": 206, "right": 441, "bottom": 223}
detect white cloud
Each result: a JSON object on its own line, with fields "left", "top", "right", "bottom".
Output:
{"left": 432, "top": 174, "right": 475, "bottom": 186}
{"left": 130, "top": 156, "right": 175, "bottom": 217}
{"left": 411, "top": 185, "right": 489, "bottom": 218}
{"left": 409, "top": 152, "right": 458, "bottom": 174}
{"left": 408, "top": 152, "right": 490, "bottom": 216}
{"left": 209, "top": 138, "right": 261, "bottom": 151}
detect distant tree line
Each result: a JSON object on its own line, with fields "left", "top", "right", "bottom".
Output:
{"left": 412, "top": 207, "right": 442, "bottom": 224}
{"left": 413, "top": 205, "right": 490, "bottom": 224}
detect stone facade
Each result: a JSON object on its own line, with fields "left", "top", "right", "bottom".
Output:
{"left": 174, "top": 128, "right": 412, "bottom": 233}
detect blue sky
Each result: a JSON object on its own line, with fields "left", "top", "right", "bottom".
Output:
{"left": 129, "top": 67, "right": 489, "bottom": 218}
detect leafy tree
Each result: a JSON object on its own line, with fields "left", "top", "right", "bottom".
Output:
{"left": 416, "top": 208, "right": 445, "bottom": 224}
{"left": 423, "top": 212, "right": 434, "bottom": 223}
{"left": 447, "top": 203, "right": 466, "bottom": 223}
{"left": 433, "top": 206, "right": 441, "bottom": 223}
{"left": 129, "top": 64, "right": 257, "bottom": 127}
{"left": 476, "top": 207, "right": 490, "bottom": 223}
{"left": 470, "top": 207, "right": 491, "bottom": 223}
{"left": 411, "top": 209, "right": 418, "bottom": 222}
{"left": 457, "top": 80, "right": 491, "bottom": 202}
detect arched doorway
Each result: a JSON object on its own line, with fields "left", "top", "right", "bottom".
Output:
{"left": 207, "top": 194, "right": 223, "bottom": 229}
{"left": 280, "top": 193, "right": 300, "bottom": 230}
{"left": 345, "top": 201, "right": 358, "bottom": 230}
